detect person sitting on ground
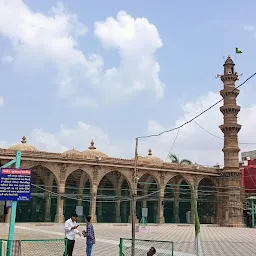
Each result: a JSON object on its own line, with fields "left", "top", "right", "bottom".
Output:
{"left": 147, "top": 247, "right": 156, "bottom": 256}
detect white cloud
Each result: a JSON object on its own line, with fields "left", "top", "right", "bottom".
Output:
{"left": 1, "top": 55, "right": 13, "bottom": 64}
{"left": 1, "top": 87, "right": 256, "bottom": 166}
{"left": 0, "top": 96, "right": 4, "bottom": 105}
{"left": 72, "top": 97, "right": 98, "bottom": 108}
{"left": 138, "top": 91, "right": 256, "bottom": 166}
{"left": 29, "top": 121, "right": 121, "bottom": 157}
{"left": 0, "top": 0, "right": 99, "bottom": 98}
{"left": 94, "top": 11, "right": 165, "bottom": 101}
{"left": 0, "top": 2, "right": 165, "bottom": 103}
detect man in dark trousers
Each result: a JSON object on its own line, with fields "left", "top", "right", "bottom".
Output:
{"left": 63, "top": 213, "right": 81, "bottom": 256}
{"left": 82, "top": 216, "right": 95, "bottom": 256}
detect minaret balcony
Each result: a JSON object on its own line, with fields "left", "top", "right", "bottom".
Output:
{"left": 220, "top": 89, "right": 239, "bottom": 98}
{"left": 220, "top": 74, "right": 238, "bottom": 82}
{"left": 219, "top": 124, "right": 241, "bottom": 133}
{"left": 222, "top": 147, "right": 240, "bottom": 153}
{"left": 220, "top": 105, "right": 240, "bottom": 115}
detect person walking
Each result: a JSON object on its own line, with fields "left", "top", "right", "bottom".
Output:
{"left": 82, "top": 216, "right": 95, "bottom": 256}
{"left": 63, "top": 213, "right": 81, "bottom": 256}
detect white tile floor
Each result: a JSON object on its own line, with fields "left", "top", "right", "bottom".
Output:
{"left": 1, "top": 223, "right": 256, "bottom": 255}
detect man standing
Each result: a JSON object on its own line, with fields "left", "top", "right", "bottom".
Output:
{"left": 83, "top": 216, "right": 95, "bottom": 256}
{"left": 64, "top": 213, "right": 81, "bottom": 256}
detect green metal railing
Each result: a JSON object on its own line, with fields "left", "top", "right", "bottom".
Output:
{"left": 0, "top": 239, "right": 67, "bottom": 256}
{"left": 119, "top": 238, "right": 174, "bottom": 256}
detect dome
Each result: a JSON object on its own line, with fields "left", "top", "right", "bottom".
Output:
{"left": 62, "top": 148, "right": 82, "bottom": 156}
{"left": 224, "top": 56, "right": 234, "bottom": 65}
{"left": 142, "top": 149, "right": 163, "bottom": 164}
{"left": 8, "top": 136, "right": 38, "bottom": 151}
{"left": 82, "top": 140, "right": 108, "bottom": 158}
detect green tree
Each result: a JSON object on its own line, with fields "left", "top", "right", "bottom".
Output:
{"left": 168, "top": 154, "right": 192, "bottom": 165}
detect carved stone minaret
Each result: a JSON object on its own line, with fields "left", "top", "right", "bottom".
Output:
{"left": 218, "top": 56, "right": 244, "bottom": 227}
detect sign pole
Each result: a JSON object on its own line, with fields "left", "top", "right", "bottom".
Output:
{"left": 6, "top": 151, "right": 21, "bottom": 256}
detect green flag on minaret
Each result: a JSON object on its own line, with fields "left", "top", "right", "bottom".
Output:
{"left": 236, "top": 47, "right": 242, "bottom": 54}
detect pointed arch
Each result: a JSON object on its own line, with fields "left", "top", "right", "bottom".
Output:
{"left": 64, "top": 169, "right": 91, "bottom": 221}
{"left": 198, "top": 178, "right": 216, "bottom": 224}
{"left": 136, "top": 173, "right": 159, "bottom": 223}
{"left": 164, "top": 174, "right": 192, "bottom": 223}
{"left": 16, "top": 165, "right": 58, "bottom": 222}
{"left": 97, "top": 170, "right": 131, "bottom": 223}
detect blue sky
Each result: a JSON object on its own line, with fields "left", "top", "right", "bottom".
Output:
{"left": 1, "top": 0, "right": 256, "bottom": 165}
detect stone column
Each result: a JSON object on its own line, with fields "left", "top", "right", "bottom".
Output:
{"left": 45, "top": 174, "right": 54, "bottom": 222}
{"left": 90, "top": 185, "right": 97, "bottom": 223}
{"left": 44, "top": 193, "right": 52, "bottom": 222}
{"left": 158, "top": 187, "right": 165, "bottom": 224}
{"left": 55, "top": 182, "right": 65, "bottom": 223}
{"left": 173, "top": 187, "right": 180, "bottom": 223}
{"left": 4, "top": 207, "right": 11, "bottom": 223}
{"left": 77, "top": 188, "right": 84, "bottom": 222}
{"left": 190, "top": 185, "right": 198, "bottom": 224}
{"left": 116, "top": 190, "right": 121, "bottom": 223}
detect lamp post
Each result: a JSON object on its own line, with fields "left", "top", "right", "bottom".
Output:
{"left": 131, "top": 137, "right": 138, "bottom": 256}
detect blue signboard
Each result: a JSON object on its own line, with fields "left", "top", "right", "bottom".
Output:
{"left": 0, "top": 168, "right": 32, "bottom": 201}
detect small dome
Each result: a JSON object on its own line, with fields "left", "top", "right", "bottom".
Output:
{"left": 62, "top": 148, "right": 82, "bottom": 156}
{"left": 82, "top": 140, "right": 108, "bottom": 158}
{"left": 8, "top": 136, "right": 38, "bottom": 152}
{"left": 224, "top": 56, "right": 234, "bottom": 65}
{"left": 142, "top": 149, "right": 163, "bottom": 164}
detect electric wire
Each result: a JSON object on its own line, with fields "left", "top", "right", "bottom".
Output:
{"left": 136, "top": 72, "right": 256, "bottom": 139}
{"left": 194, "top": 121, "right": 256, "bottom": 145}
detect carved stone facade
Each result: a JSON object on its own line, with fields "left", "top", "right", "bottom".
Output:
{"left": 218, "top": 56, "right": 244, "bottom": 227}
{"left": 0, "top": 140, "right": 220, "bottom": 224}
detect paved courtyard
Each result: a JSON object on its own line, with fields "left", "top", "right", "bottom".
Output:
{"left": 1, "top": 223, "right": 256, "bottom": 255}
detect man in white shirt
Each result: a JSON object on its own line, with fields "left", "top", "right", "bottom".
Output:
{"left": 63, "top": 213, "right": 81, "bottom": 256}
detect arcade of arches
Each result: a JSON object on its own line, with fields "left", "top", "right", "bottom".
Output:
{"left": 1, "top": 165, "right": 217, "bottom": 224}
{"left": 0, "top": 139, "right": 220, "bottom": 224}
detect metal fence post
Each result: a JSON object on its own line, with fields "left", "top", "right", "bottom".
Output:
{"left": 252, "top": 200, "right": 255, "bottom": 228}
{"left": 0, "top": 239, "right": 2, "bottom": 256}
{"left": 64, "top": 239, "right": 68, "bottom": 256}
{"left": 119, "top": 238, "right": 123, "bottom": 256}
{"left": 171, "top": 241, "right": 174, "bottom": 256}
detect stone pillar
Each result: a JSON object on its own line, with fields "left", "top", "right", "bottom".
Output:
{"left": 158, "top": 187, "right": 165, "bottom": 224}
{"left": 190, "top": 185, "right": 198, "bottom": 224}
{"left": 45, "top": 174, "right": 54, "bottom": 222}
{"left": 173, "top": 187, "right": 180, "bottom": 223}
{"left": 44, "top": 193, "right": 51, "bottom": 222}
{"left": 116, "top": 190, "right": 121, "bottom": 223}
{"left": 90, "top": 185, "right": 97, "bottom": 223}
{"left": 5, "top": 208, "right": 11, "bottom": 223}
{"left": 55, "top": 182, "right": 65, "bottom": 223}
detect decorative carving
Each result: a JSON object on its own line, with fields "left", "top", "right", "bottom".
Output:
{"left": 160, "top": 172, "right": 165, "bottom": 186}
{"left": 93, "top": 167, "right": 98, "bottom": 181}
{"left": 59, "top": 164, "right": 68, "bottom": 180}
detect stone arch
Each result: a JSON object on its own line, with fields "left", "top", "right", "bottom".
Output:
{"left": 96, "top": 170, "right": 131, "bottom": 223}
{"left": 196, "top": 176, "right": 217, "bottom": 188}
{"left": 64, "top": 169, "right": 91, "bottom": 221}
{"left": 136, "top": 173, "right": 159, "bottom": 223}
{"left": 164, "top": 174, "right": 192, "bottom": 223}
{"left": 64, "top": 166, "right": 93, "bottom": 186}
{"left": 24, "top": 163, "right": 59, "bottom": 186}
{"left": 16, "top": 165, "right": 58, "bottom": 223}
{"left": 197, "top": 177, "right": 217, "bottom": 224}
{"left": 96, "top": 168, "right": 132, "bottom": 189}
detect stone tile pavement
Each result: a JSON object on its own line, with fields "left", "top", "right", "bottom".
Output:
{"left": 1, "top": 223, "right": 256, "bottom": 255}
